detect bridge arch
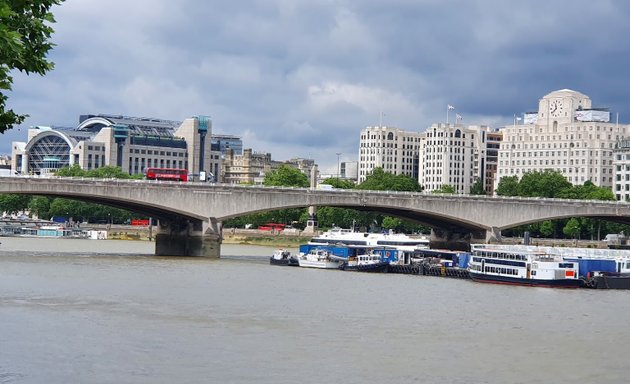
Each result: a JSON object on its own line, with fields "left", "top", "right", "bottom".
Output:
{"left": 2, "top": 177, "right": 630, "bottom": 256}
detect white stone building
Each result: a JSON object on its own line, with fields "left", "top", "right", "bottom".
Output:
{"left": 496, "top": 89, "right": 629, "bottom": 191}
{"left": 358, "top": 126, "right": 422, "bottom": 183}
{"left": 613, "top": 138, "right": 630, "bottom": 201}
{"left": 418, "top": 123, "right": 490, "bottom": 193}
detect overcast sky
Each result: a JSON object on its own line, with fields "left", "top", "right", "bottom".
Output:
{"left": 4, "top": 0, "right": 630, "bottom": 173}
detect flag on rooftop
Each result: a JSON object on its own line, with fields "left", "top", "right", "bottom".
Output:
{"left": 447, "top": 104, "right": 455, "bottom": 110}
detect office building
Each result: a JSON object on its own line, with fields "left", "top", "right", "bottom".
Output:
{"left": 496, "top": 89, "right": 629, "bottom": 190}
{"left": 11, "top": 114, "right": 222, "bottom": 180}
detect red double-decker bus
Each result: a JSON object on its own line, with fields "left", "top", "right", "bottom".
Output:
{"left": 145, "top": 168, "right": 188, "bottom": 182}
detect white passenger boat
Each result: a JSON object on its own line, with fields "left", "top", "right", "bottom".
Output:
{"left": 296, "top": 248, "right": 342, "bottom": 269}
{"left": 309, "top": 227, "right": 429, "bottom": 251}
{"left": 468, "top": 244, "right": 584, "bottom": 288}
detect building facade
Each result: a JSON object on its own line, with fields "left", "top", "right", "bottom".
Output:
{"left": 418, "top": 123, "right": 490, "bottom": 193}
{"left": 221, "top": 149, "right": 316, "bottom": 185}
{"left": 496, "top": 89, "right": 629, "bottom": 191}
{"left": 358, "top": 126, "right": 422, "bottom": 183}
{"left": 485, "top": 130, "right": 502, "bottom": 194}
{"left": 613, "top": 137, "right": 630, "bottom": 201}
{"left": 11, "top": 114, "right": 222, "bottom": 180}
{"left": 340, "top": 161, "right": 358, "bottom": 181}
{"left": 212, "top": 134, "right": 243, "bottom": 155}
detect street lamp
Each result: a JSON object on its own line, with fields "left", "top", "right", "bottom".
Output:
{"left": 336, "top": 152, "right": 342, "bottom": 181}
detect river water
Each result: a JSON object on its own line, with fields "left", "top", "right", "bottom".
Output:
{"left": 0, "top": 237, "right": 629, "bottom": 383}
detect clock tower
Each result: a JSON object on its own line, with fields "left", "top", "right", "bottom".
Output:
{"left": 538, "top": 89, "right": 592, "bottom": 125}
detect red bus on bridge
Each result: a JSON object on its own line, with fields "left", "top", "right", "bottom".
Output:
{"left": 145, "top": 168, "right": 188, "bottom": 182}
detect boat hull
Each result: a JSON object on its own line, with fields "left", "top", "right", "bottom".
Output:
{"left": 269, "top": 257, "right": 299, "bottom": 266}
{"left": 469, "top": 272, "right": 584, "bottom": 288}
{"left": 297, "top": 260, "right": 340, "bottom": 269}
{"left": 341, "top": 262, "right": 389, "bottom": 272}
{"left": 588, "top": 274, "right": 630, "bottom": 289}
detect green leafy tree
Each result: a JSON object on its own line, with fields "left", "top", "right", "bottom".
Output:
{"left": 55, "top": 164, "right": 86, "bottom": 177}
{"left": 563, "top": 217, "right": 581, "bottom": 239}
{"left": 321, "top": 177, "right": 355, "bottom": 189}
{"left": 263, "top": 165, "right": 309, "bottom": 187}
{"left": 88, "top": 166, "right": 140, "bottom": 179}
{"left": 496, "top": 176, "right": 519, "bottom": 196}
{"left": 27, "top": 196, "right": 51, "bottom": 219}
{"left": 0, "top": 194, "right": 31, "bottom": 214}
{"left": 517, "top": 170, "right": 572, "bottom": 198}
{"left": 539, "top": 221, "right": 555, "bottom": 238}
{"left": 56, "top": 165, "right": 139, "bottom": 179}
{"left": 433, "top": 184, "right": 456, "bottom": 194}
{"left": 0, "top": 0, "right": 64, "bottom": 133}
{"left": 469, "top": 179, "right": 486, "bottom": 195}
{"left": 357, "top": 167, "right": 422, "bottom": 192}
{"left": 557, "top": 180, "right": 615, "bottom": 201}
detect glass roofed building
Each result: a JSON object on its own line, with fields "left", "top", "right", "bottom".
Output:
{"left": 11, "top": 114, "right": 224, "bottom": 181}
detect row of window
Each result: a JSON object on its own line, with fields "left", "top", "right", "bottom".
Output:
{"left": 509, "top": 125, "right": 620, "bottom": 134}
{"left": 502, "top": 150, "right": 613, "bottom": 158}
{"left": 130, "top": 148, "right": 187, "bottom": 157}
{"left": 469, "top": 264, "right": 519, "bottom": 275}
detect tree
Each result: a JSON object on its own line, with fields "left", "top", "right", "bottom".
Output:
{"left": 56, "top": 165, "right": 140, "bottom": 179}
{"left": 263, "top": 165, "right": 309, "bottom": 187}
{"left": 469, "top": 179, "right": 486, "bottom": 195}
{"left": 433, "top": 184, "right": 456, "bottom": 194}
{"left": 321, "top": 177, "right": 355, "bottom": 189}
{"left": 28, "top": 196, "right": 51, "bottom": 219}
{"left": 0, "top": 193, "right": 31, "bottom": 214}
{"left": 0, "top": 0, "right": 64, "bottom": 133}
{"left": 539, "top": 221, "right": 555, "bottom": 238}
{"left": 563, "top": 217, "right": 581, "bottom": 240}
{"left": 357, "top": 167, "right": 422, "bottom": 192}
{"left": 495, "top": 176, "right": 519, "bottom": 196}
{"left": 517, "top": 170, "right": 572, "bottom": 198}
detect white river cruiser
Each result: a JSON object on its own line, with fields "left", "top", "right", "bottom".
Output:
{"left": 468, "top": 244, "right": 584, "bottom": 288}
{"left": 309, "top": 227, "right": 429, "bottom": 252}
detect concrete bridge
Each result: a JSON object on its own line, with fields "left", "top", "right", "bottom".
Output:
{"left": 2, "top": 176, "right": 630, "bottom": 257}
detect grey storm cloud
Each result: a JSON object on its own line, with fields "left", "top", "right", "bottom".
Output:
{"left": 4, "top": 0, "right": 630, "bottom": 172}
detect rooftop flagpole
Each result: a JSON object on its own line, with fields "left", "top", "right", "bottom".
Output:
{"left": 447, "top": 104, "right": 454, "bottom": 125}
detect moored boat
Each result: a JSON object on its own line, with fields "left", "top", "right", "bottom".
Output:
{"left": 340, "top": 251, "right": 389, "bottom": 273}
{"left": 269, "top": 249, "right": 298, "bottom": 266}
{"left": 468, "top": 244, "right": 584, "bottom": 288}
{"left": 309, "top": 227, "right": 429, "bottom": 251}
{"left": 296, "top": 248, "right": 342, "bottom": 269}
{"left": 587, "top": 272, "right": 630, "bottom": 289}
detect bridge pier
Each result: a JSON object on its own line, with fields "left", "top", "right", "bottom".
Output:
{"left": 155, "top": 217, "right": 222, "bottom": 258}
{"left": 485, "top": 227, "right": 502, "bottom": 243}
{"left": 430, "top": 228, "right": 493, "bottom": 251}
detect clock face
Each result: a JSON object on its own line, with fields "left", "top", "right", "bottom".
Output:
{"left": 549, "top": 99, "right": 563, "bottom": 117}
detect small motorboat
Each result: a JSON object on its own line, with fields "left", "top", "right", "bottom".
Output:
{"left": 269, "top": 249, "right": 298, "bottom": 266}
